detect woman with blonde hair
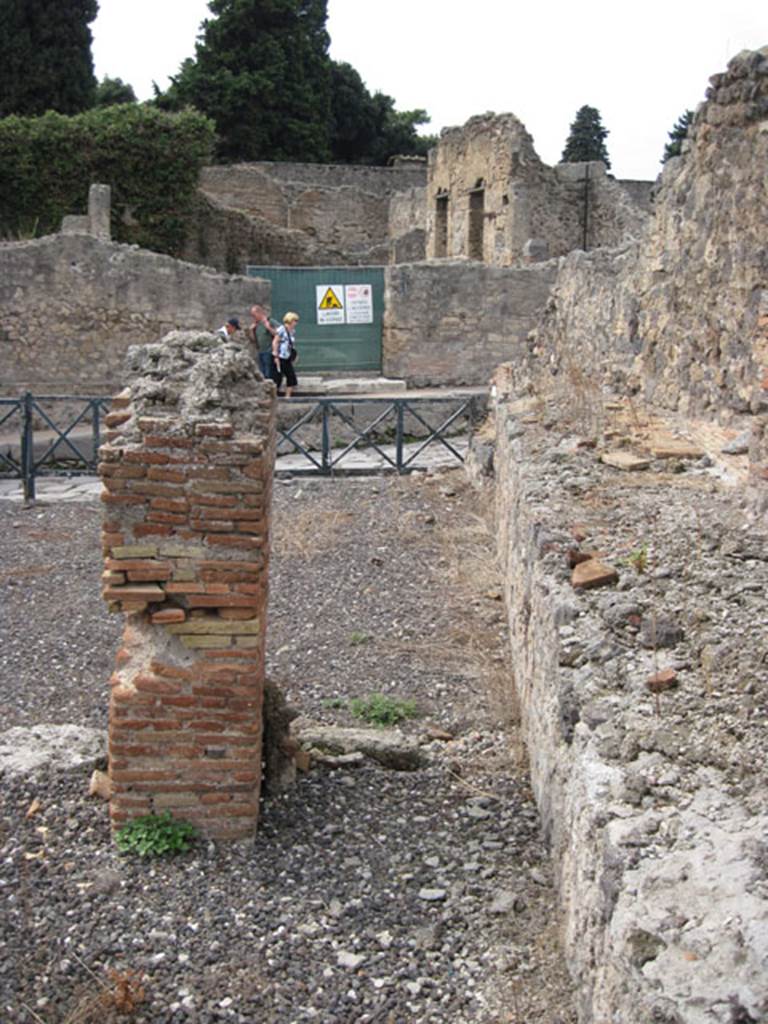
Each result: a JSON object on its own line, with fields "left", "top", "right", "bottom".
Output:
{"left": 272, "top": 312, "right": 300, "bottom": 398}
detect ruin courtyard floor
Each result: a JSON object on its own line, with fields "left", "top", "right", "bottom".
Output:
{"left": 0, "top": 470, "right": 577, "bottom": 1024}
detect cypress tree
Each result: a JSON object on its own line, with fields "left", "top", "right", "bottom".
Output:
{"left": 561, "top": 105, "right": 611, "bottom": 169}
{"left": 162, "top": 0, "right": 332, "bottom": 164}
{"left": 0, "top": 0, "right": 98, "bottom": 116}
{"left": 662, "top": 110, "right": 694, "bottom": 162}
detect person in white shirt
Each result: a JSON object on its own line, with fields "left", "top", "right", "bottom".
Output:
{"left": 271, "top": 312, "right": 299, "bottom": 398}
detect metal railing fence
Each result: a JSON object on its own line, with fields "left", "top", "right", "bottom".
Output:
{"left": 0, "top": 392, "right": 483, "bottom": 498}
{"left": 0, "top": 393, "right": 110, "bottom": 502}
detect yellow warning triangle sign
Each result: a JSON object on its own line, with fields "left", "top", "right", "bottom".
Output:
{"left": 319, "top": 287, "right": 343, "bottom": 310}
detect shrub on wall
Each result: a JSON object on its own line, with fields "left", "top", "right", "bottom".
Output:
{"left": 0, "top": 104, "right": 215, "bottom": 255}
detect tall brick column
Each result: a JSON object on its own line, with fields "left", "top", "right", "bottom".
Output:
{"left": 99, "top": 331, "right": 275, "bottom": 840}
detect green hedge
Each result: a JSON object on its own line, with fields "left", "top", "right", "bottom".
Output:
{"left": 0, "top": 104, "right": 215, "bottom": 255}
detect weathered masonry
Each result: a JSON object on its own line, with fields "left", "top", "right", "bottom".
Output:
{"left": 426, "top": 113, "right": 651, "bottom": 265}
{"left": 99, "top": 332, "right": 275, "bottom": 840}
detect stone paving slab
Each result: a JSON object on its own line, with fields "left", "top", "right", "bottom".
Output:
{"left": 0, "top": 438, "right": 469, "bottom": 502}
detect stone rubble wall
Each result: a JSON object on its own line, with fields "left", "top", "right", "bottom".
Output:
{"left": 526, "top": 47, "right": 768, "bottom": 434}
{"left": 479, "top": 46, "right": 768, "bottom": 1023}
{"left": 187, "top": 160, "right": 427, "bottom": 272}
{"left": 383, "top": 260, "right": 557, "bottom": 385}
{"left": 100, "top": 331, "right": 275, "bottom": 841}
{"left": 0, "top": 234, "right": 269, "bottom": 396}
{"left": 486, "top": 383, "right": 768, "bottom": 1024}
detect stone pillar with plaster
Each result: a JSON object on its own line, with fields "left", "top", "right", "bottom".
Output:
{"left": 99, "top": 331, "right": 275, "bottom": 840}
{"left": 88, "top": 183, "right": 112, "bottom": 241}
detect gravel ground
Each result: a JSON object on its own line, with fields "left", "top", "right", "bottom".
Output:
{"left": 0, "top": 470, "right": 577, "bottom": 1024}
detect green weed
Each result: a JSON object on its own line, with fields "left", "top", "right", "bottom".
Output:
{"left": 115, "top": 811, "right": 197, "bottom": 858}
{"left": 349, "top": 693, "right": 418, "bottom": 727}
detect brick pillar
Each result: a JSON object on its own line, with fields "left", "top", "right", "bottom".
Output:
{"left": 99, "top": 331, "right": 275, "bottom": 840}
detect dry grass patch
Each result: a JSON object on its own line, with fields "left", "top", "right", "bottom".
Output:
{"left": 271, "top": 506, "right": 355, "bottom": 560}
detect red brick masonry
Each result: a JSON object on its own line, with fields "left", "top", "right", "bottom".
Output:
{"left": 100, "top": 385, "right": 275, "bottom": 840}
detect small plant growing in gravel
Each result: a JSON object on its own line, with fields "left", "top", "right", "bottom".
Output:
{"left": 115, "top": 811, "right": 197, "bottom": 858}
{"left": 349, "top": 693, "right": 418, "bottom": 727}
{"left": 625, "top": 544, "right": 649, "bottom": 574}
{"left": 349, "top": 630, "right": 371, "bottom": 646}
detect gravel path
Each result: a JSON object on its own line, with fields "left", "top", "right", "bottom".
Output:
{"left": 0, "top": 471, "right": 577, "bottom": 1023}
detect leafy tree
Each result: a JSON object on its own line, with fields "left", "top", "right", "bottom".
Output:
{"left": 329, "top": 61, "right": 433, "bottom": 164}
{"left": 94, "top": 76, "right": 137, "bottom": 107}
{"left": 662, "top": 109, "right": 693, "bottom": 162}
{"left": 329, "top": 61, "right": 379, "bottom": 163}
{"left": 561, "top": 105, "right": 611, "bottom": 169}
{"left": 0, "top": 105, "right": 215, "bottom": 253}
{"left": 0, "top": 0, "right": 98, "bottom": 116}
{"left": 160, "top": 0, "right": 332, "bottom": 163}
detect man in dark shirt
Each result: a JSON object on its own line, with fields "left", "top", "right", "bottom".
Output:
{"left": 247, "top": 305, "right": 279, "bottom": 379}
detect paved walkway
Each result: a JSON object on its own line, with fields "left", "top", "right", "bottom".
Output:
{"left": 0, "top": 437, "right": 470, "bottom": 503}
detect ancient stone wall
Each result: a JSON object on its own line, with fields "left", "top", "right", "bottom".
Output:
{"left": 425, "top": 113, "right": 650, "bottom": 265}
{"left": 0, "top": 234, "right": 269, "bottom": 395}
{"left": 387, "top": 186, "right": 427, "bottom": 264}
{"left": 383, "top": 260, "right": 557, "bottom": 385}
{"left": 100, "top": 331, "right": 275, "bottom": 841}
{"left": 485, "top": 382, "right": 768, "bottom": 1023}
{"left": 187, "top": 161, "right": 427, "bottom": 272}
{"left": 522, "top": 47, "right": 768, "bottom": 487}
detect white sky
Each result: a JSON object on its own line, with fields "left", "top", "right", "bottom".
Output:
{"left": 91, "top": 0, "right": 767, "bottom": 181}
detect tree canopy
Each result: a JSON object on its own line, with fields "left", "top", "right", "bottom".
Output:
{"left": 662, "top": 109, "right": 694, "bottom": 162}
{"left": 0, "top": 0, "right": 98, "bottom": 117}
{"left": 160, "top": 0, "right": 333, "bottom": 163}
{"left": 94, "top": 77, "right": 137, "bottom": 107}
{"left": 158, "top": 0, "right": 432, "bottom": 165}
{"left": 561, "top": 105, "right": 611, "bottom": 169}
{"left": 329, "top": 61, "right": 433, "bottom": 164}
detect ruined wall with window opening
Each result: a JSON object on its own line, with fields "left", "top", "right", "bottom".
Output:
{"left": 426, "top": 113, "right": 650, "bottom": 266}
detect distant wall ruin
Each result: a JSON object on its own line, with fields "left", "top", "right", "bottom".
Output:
{"left": 383, "top": 260, "right": 557, "bottom": 386}
{"left": 184, "top": 160, "right": 427, "bottom": 272}
{"left": 0, "top": 234, "right": 269, "bottom": 395}
{"left": 517, "top": 46, "right": 768, "bottom": 484}
{"left": 100, "top": 331, "right": 275, "bottom": 841}
{"left": 426, "top": 113, "right": 650, "bottom": 265}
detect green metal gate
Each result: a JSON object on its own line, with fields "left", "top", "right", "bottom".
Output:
{"left": 245, "top": 266, "right": 384, "bottom": 373}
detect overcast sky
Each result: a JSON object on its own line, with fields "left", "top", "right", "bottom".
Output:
{"left": 91, "top": 0, "right": 767, "bottom": 181}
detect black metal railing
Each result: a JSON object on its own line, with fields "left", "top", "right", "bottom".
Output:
{"left": 0, "top": 392, "right": 484, "bottom": 497}
{"left": 0, "top": 393, "right": 110, "bottom": 501}
{"left": 275, "top": 395, "right": 482, "bottom": 475}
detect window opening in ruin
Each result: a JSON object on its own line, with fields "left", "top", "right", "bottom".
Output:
{"left": 435, "top": 193, "right": 449, "bottom": 257}
{"left": 469, "top": 187, "right": 485, "bottom": 261}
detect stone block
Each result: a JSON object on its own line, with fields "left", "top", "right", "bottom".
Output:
{"left": 600, "top": 451, "right": 651, "bottom": 471}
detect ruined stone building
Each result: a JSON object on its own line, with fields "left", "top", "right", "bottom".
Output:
{"left": 426, "top": 113, "right": 650, "bottom": 265}
{"left": 0, "top": 105, "right": 656, "bottom": 394}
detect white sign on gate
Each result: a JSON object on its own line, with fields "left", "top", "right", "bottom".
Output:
{"left": 344, "top": 284, "right": 374, "bottom": 325}
{"left": 316, "top": 284, "right": 345, "bottom": 324}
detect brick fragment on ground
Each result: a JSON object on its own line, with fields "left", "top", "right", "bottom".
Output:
{"left": 571, "top": 558, "right": 619, "bottom": 590}
{"left": 646, "top": 668, "right": 678, "bottom": 693}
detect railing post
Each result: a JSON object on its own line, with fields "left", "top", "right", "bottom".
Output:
{"left": 91, "top": 399, "right": 102, "bottom": 471}
{"left": 396, "top": 401, "right": 404, "bottom": 473}
{"left": 21, "top": 391, "right": 35, "bottom": 503}
{"left": 321, "top": 401, "right": 330, "bottom": 474}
